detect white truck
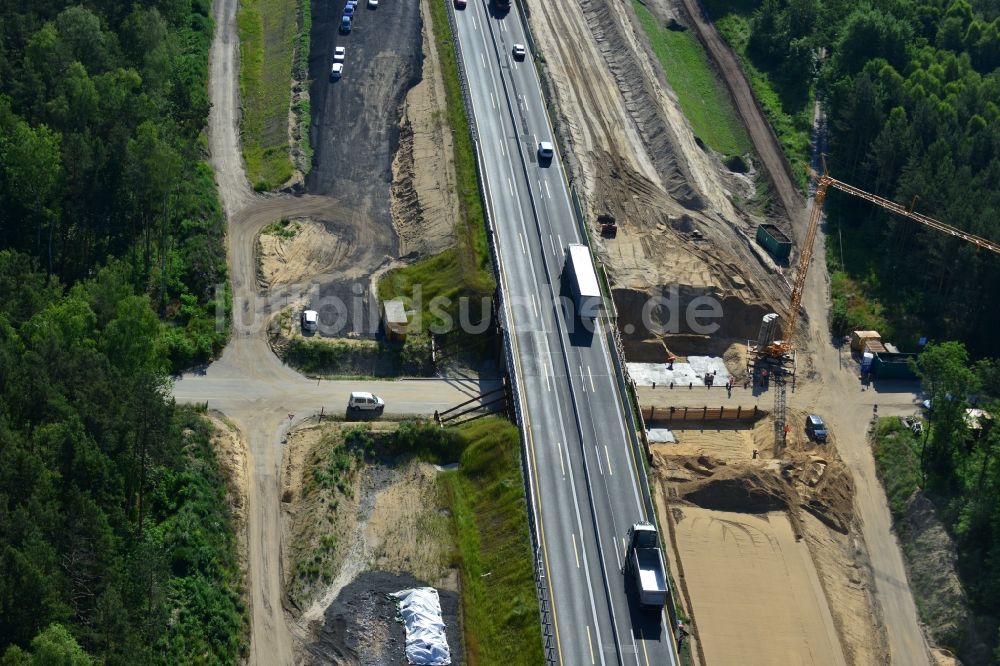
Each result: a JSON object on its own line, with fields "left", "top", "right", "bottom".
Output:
{"left": 625, "top": 521, "right": 668, "bottom": 610}
{"left": 564, "top": 244, "right": 602, "bottom": 319}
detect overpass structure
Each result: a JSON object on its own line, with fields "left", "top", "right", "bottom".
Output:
{"left": 449, "top": 0, "right": 681, "bottom": 663}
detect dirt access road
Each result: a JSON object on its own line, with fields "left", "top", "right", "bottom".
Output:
{"left": 644, "top": 2, "right": 933, "bottom": 658}
{"left": 677, "top": 0, "right": 804, "bottom": 228}
{"left": 183, "top": 1, "right": 492, "bottom": 663}
{"left": 523, "top": 0, "right": 932, "bottom": 658}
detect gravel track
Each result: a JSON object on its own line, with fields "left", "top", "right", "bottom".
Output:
{"left": 673, "top": 1, "right": 931, "bottom": 661}
{"left": 189, "top": 2, "right": 485, "bottom": 663}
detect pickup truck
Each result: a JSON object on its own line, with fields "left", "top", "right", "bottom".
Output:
{"left": 625, "top": 522, "right": 668, "bottom": 609}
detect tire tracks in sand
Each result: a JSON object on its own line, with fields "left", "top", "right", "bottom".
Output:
{"left": 203, "top": 2, "right": 400, "bottom": 664}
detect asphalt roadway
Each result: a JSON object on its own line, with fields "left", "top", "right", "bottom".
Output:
{"left": 451, "top": 2, "right": 679, "bottom": 664}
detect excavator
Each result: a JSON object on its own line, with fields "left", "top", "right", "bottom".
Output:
{"left": 753, "top": 160, "right": 1000, "bottom": 448}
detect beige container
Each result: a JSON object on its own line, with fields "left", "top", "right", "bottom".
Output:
{"left": 850, "top": 330, "right": 881, "bottom": 353}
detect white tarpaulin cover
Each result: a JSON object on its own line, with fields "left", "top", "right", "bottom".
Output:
{"left": 627, "top": 357, "right": 730, "bottom": 387}
{"left": 391, "top": 587, "right": 451, "bottom": 665}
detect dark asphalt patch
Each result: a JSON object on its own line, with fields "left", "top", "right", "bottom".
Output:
{"left": 306, "top": 570, "right": 462, "bottom": 666}
{"left": 306, "top": 0, "right": 423, "bottom": 336}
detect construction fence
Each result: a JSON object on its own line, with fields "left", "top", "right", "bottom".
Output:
{"left": 643, "top": 404, "right": 763, "bottom": 423}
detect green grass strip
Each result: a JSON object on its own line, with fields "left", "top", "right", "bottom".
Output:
{"left": 712, "top": 12, "right": 812, "bottom": 191}
{"left": 295, "top": 0, "right": 313, "bottom": 175}
{"left": 442, "top": 418, "right": 544, "bottom": 665}
{"left": 237, "top": 0, "right": 296, "bottom": 190}
{"left": 632, "top": 1, "right": 751, "bottom": 158}
{"left": 379, "top": 0, "right": 495, "bottom": 332}
{"left": 872, "top": 416, "right": 923, "bottom": 518}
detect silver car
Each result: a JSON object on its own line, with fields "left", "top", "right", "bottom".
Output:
{"left": 348, "top": 391, "right": 385, "bottom": 413}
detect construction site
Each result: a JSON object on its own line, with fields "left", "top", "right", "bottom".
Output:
{"left": 190, "top": 0, "right": 1000, "bottom": 659}
{"left": 525, "top": 0, "right": 1000, "bottom": 662}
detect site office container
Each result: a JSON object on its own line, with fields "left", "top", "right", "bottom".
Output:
{"left": 872, "top": 352, "right": 919, "bottom": 380}
{"left": 755, "top": 224, "right": 792, "bottom": 262}
{"left": 850, "top": 330, "right": 881, "bottom": 353}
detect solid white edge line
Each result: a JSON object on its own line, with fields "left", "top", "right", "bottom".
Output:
{"left": 463, "top": 10, "right": 619, "bottom": 663}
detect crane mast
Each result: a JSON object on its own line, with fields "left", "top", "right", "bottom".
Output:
{"left": 784, "top": 172, "right": 1000, "bottom": 346}
{"left": 752, "top": 164, "right": 1000, "bottom": 451}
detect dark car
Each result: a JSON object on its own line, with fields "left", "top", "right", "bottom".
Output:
{"left": 806, "top": 414, "right": 828, "bottom": 442}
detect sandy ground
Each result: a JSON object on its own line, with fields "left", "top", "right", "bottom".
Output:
{"left": 650, "top": 404, "right": 891, "bottom": 665}
{"left": 280, "top": 420, "right": 459, "bottom": 663}
{"left": 207, "top": 412, "right": 252, "bottom": 602}
{"left": 258, "top": 220, "right": 356, "bottom": 289}
{"left": 525, "top": 0, "right": 789, "bottom": 352}
{"left": 654, "top": 420, "right": 764, "bottom": 461}
{"left": 671, "top": 507, "right": 846, "bottom": 666}
{"left": 644, "top": 367, "right": 929, "bottom": 665}
{"left": 391, "top": 0, "right": 459, "bottom": 258}
{"left": 523, "top": 0, "right": 934, "bottom": 655}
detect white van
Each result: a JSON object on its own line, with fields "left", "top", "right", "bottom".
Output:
{"left": 301, "top": 309, "right": 318, "bottom": 331}
{"left": 348, "top": 391, "right": 385, "bottom": 412}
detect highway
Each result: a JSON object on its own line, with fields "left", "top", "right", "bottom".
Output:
{"left": 451, "top": 1, "right": 679, "bottom": 663}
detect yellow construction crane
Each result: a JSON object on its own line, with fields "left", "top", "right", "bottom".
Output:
{"left": 783, "top": 165, "right": 1000, "bottom": 353}
{"left": 754, "top": 161, "right": 1000, "bottom": 449}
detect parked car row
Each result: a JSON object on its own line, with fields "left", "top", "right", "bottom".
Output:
{"left": 339, "top": 0, "right": 378, "bottom": 38}
{"left": 333, "top": 0, "right": 381, "bottom": 78}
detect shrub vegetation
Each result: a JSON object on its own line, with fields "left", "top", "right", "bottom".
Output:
{"left": 0, "top": 0, "right": 229, "bottom": 369}
{"left": 0, "top": 253, "right": 246, "bottom": 663}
